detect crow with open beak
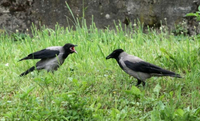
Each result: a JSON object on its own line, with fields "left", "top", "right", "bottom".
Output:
{"left": 19, "top": 43, "right": 77, "bottom": 76}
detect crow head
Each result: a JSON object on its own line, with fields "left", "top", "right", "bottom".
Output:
{"left": 106, "top": 49, "right": 124, "bottom": 60}
{"left": 64, "top": 43, "right": 77, "bottom": 54}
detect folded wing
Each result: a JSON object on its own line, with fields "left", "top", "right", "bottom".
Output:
{"left": 124, "top": 61, "right": 181, "bottom": 78}
{"left": 19, "top": 49, "right": 60, "bottom": 61}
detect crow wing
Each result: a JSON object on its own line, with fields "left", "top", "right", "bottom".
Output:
{"left": 124, "top": 60, "right": 176, "bottom": 75}
{"left": 19, "top": 49, "right": 60, "bottom": 61}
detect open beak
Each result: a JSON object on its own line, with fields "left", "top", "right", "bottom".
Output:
{"left": 70, "top": 45, "right": 78, "bottom": 53}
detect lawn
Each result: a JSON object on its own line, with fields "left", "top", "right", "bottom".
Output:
{"left": 0, "top": 22, "right": 200, "bottom": 120}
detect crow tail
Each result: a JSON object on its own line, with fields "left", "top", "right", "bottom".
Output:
{"left": 20, "top": 66, "right": 35, "bottom": 77}
{"left": 169, "top": 73, "right": 182, "bottom": 78}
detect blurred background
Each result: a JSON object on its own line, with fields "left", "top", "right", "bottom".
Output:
{"left": 0, "top": 0, "right": 199, "bottom": 35}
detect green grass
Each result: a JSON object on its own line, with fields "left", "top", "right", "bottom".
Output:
{"left": 0, "top": 22, "right": 200, "bottom": 120}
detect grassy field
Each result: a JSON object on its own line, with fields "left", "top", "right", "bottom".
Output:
{"left": 0, "top": 22, "right": 200, "bottom": 120}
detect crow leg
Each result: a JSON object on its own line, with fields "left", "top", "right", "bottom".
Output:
{"left": 142, "top": 81, "right": 146, "bottom": 87}
{"left": 136, "top": 79, "right": 146, "bottom": 87}
{"left": 136, "top": 79, "right": 142, "bottom": 86}
{"left": 47, "top": 70, "right": 55, "bottom": 73}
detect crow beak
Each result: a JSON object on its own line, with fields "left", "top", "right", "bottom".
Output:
{"left": 70, "top": 45, "right": 78, "bottom": 53}
{"left": 106, "top": 55, "right": 111, "bottom": 60}
{"left": 74, "top": 45, "right": 77, "bottom": 53}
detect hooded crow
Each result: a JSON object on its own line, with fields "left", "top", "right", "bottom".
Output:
{"left": 19, "top": 43, "right": 77, "bottom": 76}
{"left": 106, "top": 49, "right": 181, "bottom": 86}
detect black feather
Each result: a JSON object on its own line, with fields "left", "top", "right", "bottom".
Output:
{"left": 124, "top": 61, "right": 181, "bottom": 78}
{"left": 19, "top": 49, "right": 60, "bottom": 61}
{"left": 20, "top": 66, "right": 35, "bottom": 76}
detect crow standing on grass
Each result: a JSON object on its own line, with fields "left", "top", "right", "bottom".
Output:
{"left": 19, "top": 43, "right": 77, "bottom": 76}
{"left": 106, "top": 49, "right": 181, "bottom": 86}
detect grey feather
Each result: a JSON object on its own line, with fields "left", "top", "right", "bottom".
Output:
{"left": 106, "top": 49, "right": 182, "bottom": 86}
{"left": 19, "top": 43, "right": 77, "bottom": 76}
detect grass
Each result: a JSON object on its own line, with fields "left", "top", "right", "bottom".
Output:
{"left": 0, "top": 21, "right": 200, "bottom": 120}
